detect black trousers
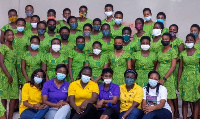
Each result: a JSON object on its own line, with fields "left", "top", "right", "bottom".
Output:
{"left": 97, "top": 107, "right": 120, "bottom": 119}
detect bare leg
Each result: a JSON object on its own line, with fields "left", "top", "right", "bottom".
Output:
{"left": 100, "top": 115, "right": 109, "bottom": 119}
{"left": 1, "top": 99, "right": 7, "bottom": 119}
{"left": 182, "top": 101, "right": 188, "bottom": 119}
{"left": 8, "top": 99, "right": 16, "bottom": 119}
{"left": 173, "top": 97, "right": 180, "bottom": 118}
{"left": 193, "top": 100, "right": 199, "bottom": 119}
{"left": 168, "top": 99, "right": 174, "bottom": 119}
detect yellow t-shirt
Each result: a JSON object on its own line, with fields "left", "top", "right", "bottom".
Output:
{"left": 19, "top": 83, "right": 42, "bottom": 115}
{"left": 119, "top": 83, "right": 143, "bottom": 112}
{"left": 68, "top": 79, "right": 99, "bottom": 106}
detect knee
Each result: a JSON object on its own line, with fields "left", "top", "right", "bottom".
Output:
{"left": 100, "top": 115, "right": 109, "bottom": 119}
{"left": 130, "top": 108, "right": 143, "bottom": 117}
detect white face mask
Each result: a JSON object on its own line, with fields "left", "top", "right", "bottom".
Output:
{"left": 52, "top": 45, "right": 61, "bottom": 52}
{"left": 93, "top": 49, "right": 101, "bottom": 55}
{"left": 104, "top": 79, "right": 112, "bottom": 84}
{"left": 104, "top": 11, "right": 113, "bottom": 17}
{"left": 31, "top": 23, "right": 37, "bottom": 29}
{"left": 152, "top": 29, "right": 161, "bottom": 36}
{"left": 185, "top": 43, "right": 194, "bottom": 49}
{"left": 141, "top": 45, "right": 150, "bottom": 51}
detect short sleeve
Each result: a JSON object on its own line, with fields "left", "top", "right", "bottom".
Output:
{"left": 21, "top": 83, "right": 30, "bottom": 101}
{"left": 160, "top": 86, "right": 168, "bottom": 101}
{"left": 1, "top": 24, "right": 7, "bottom": 32}
{"left": 133, "top": 86, "right": 143, "bottom": 104}
{"left": 125, "top": 52, "right": 131, "bottom": 61}
{"left": 102, "top": 54, "right": 109, "bottom": 64}
{"left": 0, "top": 102, "right": 6, "bottom": 117}
{"left": 132, "top": 52, "right": 136, "bottom": 61}
{"left": 171, "top": 49, "right": 178, "bottom": 59}
{"left": 85, "top": 56, "right": 89, "bottom": 63}
{"left": 152, "top": 52, "right": 157, "bottom": 62}
{"left": 68, "top": 82, "right": 76, "bottom": 96}
{"left": 92, "top": 82, "right": 99, "bottom": 94}
{"left": 177, "top": 38, "right": 184, "bottom": 46}
{"left": 113, "top": 85, "right": 120, "bottom": 97}
{"left": 41, "top": 53, "right": 48, "bottom": 64}
{"left": 143, "top": 87, "right": 147, "bottom": 100}
{"left": 42, "top": 82, "right": 49, "bottom": 95}
{"left": 69, "top": 50, "right": 74, "bottom": 58}
{"left": 21, "top": 52, "right": 27, "bottom": 60}
{"left": 179, "top": 52, "right": 183, "bottom": 60}
{"left": 0, "top": 45, "right": 6, "bottom": 56}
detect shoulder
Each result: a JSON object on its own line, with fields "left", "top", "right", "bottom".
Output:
{"left": 135, "top": 83, "right": 143, "bottom": 90}
{"left": 43, "top": 79, "right": 53, "bottom": 86}
{"left": 23, "top": 83, "right": 31, "bottom": 89}
{"left": 159, "top": 85, "right": 167, "bottom": 92}
{"left": 120, "top": 84, "right": 126, "bottom": 90}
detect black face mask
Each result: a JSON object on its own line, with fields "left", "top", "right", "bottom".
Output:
{"left": 61, "top": 34, "right": 69, "bottom": 40}
{"left": 48, "top": 25, "right": 56, "bottom": 31}
{"left": 114, "top": 45, "right": 123, "bottom": 50}
{"left": 161, "top": 41, "right": 170, "bottom": 46}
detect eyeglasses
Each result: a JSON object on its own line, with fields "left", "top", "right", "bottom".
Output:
{"left": 35, "top": 74, "right": 43, "bottom": 78}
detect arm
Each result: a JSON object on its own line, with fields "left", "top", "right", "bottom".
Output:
{"left": 21, "top": 60, "right": 30, "bottom": 82}
{"left": 155, "top": 62, "right": 159, "bottom": 71}
{"left": 68, "top": 58, "right": 74, "bottom": 82}
{"left": 127, "top": 59, "right": 132, "bottom": 69}
{"left": 163, "top": 58, "right": 177, "bottom": 79}
{"left": 178, "top": 44, "right": 184, "bottom": 53}
{"left": 153, "top": 61, "right": 158, "bottom": 70}
{"left": 178, "top": 59, "right": 183, "bottom": 90}
{"left": 122, "top": 101, "right": 140, "bottom": 118}
{"left": 42, "top": 95, "right": 58, "bottom": 108}
{"left": 42, "top": 62, "right": 48, "bottom": 81}
{"left": 0, "top": 31, "right": 5, "bottom": 44}
{"left": 0, "top": 53, "right": 12, "bottom": 83}
{"left": 132, "top": 60, "right": 135, "bottom": 70}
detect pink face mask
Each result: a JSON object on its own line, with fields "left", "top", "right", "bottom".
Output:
{"left": 135, "top": 24, "right": 143, "bottom": 30}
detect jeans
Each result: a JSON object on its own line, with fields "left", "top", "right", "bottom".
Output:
{"left": 119, "top": 108, "right": 143, "bottom": 119}
{"left": 20, "top": 106, "right": 49, "bottom": 119}
{"left": 45, "top": 105, "right": 71, "bottom": 119}
{"left": 142, "top": 108, "right": 172, "bottom": 119}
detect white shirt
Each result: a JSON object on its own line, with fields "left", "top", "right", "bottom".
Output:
{"left": 143, "top": 85, "right": 172, "bottom": 112}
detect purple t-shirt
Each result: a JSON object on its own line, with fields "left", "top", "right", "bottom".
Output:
{"left": 42, "top": 79, "right": 69, "bottom": 104}
{"left": 98, "top": 83, "right": 120, "bottom": 110}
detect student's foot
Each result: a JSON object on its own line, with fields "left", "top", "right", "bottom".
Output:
{"left": 174, "top": 111, "right": 180, "bottom": 118}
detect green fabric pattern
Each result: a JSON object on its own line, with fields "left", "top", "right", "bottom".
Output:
{"left": 1, "top": 24, "right": 17, "bottom": 33}
{"left": 132, "top": 32, "right": 151, "bottom": 51}
{"left": 0, "top": 102, "right": 6, "bottom": 117}
{"left": 143, "top": 22, "right": 154, "bottom": 37}
{"left": 150, "top": 38, "right": 162, "bottom": 54}
{"left": 101, "top": 19, "right": 115, "bottom": 26}
{"left": 110, "top": 25, "right": 126, "bottom": 39}
{"left": 77, "top": 18, "right": 93, "bottom": 32}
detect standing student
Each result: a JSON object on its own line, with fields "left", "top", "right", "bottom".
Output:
{"left": 143, "top": 8, "right": 154, "bottom": 36}
{"left": 57, "top": 8, "right": 71, "bottom": 30}
{"left": 190, "top": 24, "right": 200, "bottom": 49}
{"left": 45, "top": 9, "right": 60, "bottom": 33}
{"left": 91, "top": 18, "right": 103, "bottom": 40}
{"left": 45, "top": 19, "right": 60, "bottom": 40}
{"left": 24, "top": 5, "right": 34, "bottom": 30}
{"left": 102, "top": 4, "right": 115, "bottom": 26}
{"left": 25, "top": 15, "right": 40, "bottom": 37}
{"left": 156, "top": 12, "right": 169, "bottom": 35}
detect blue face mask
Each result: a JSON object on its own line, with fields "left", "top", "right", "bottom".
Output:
{"left": 123, "top": 34, "right": 130, "bottom": 42}
{"left": 70, "top": 23, "right": 78, "bottom": 30}
{"left": 125, "top": 78, "right": 134, "bottom": 86}
{"left": 26, "top": 11, "right": 33, "bottom": 17}
{"left": 56, "top": 73, "right": 66, "bottom": 81}
{"left": 34, "top": 77, "right": 43, "bottom": 84}
{"left": 17, "top": 27, "right": 24, "bottom": 32}
{"left": 83, "top": 32, "right": 91, "bottom": 37}
{"left": 193, "top": 32, "right": 199, "bottom": 38}
{"left": 93, "top": 25, "right": 100, "bottom": 31}
{"left": 148, "top": 79, "right": 158, "bottom": 87}
{"left": 156, "top": 19, "right": 164, "bottom": 24}
{"left": 144, "top": 16, "right": 151, "bottom": 21}
{"left": 31, "top": 44, "right": 39, "bottom": 50}
{"left": 77, "top": 44, "right": 85, "bottom": 50}
{"left": 114, "top": 19, "right": 123, "bottom": 25}
{"left": 81, "top": 75, "right": 91, "bottom": 83}
{"left": 102, "top": 30, "right": 110, "bottom": 37}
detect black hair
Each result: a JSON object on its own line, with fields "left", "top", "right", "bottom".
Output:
{"left": 92, "top": 41, "right": 102, "bottom": 47}
{"left": 83, "top": 23, "right": 93, "bottom": 31}
{"left": 93, "top": 18, "right": 101, "bottom": 24}
{"left": 148, "top": 70, "right": 160, "bottom": 79}
{"left": 55, "top": 64, "right": 68, "bottom": 74}
{"left": 105, "top": 4, "right": 113, "bottom": 9}
{"left": 51, "top": 38, "right": 61, "bottom": 45}
{"left": 191, "top": 24, "right": 200, "bottom": 31}
{"left": 114, "top": 36, "right": 124, "bottom": 42}
{"left": 114, "top": 11, "right": 123, "bottom": 17}
{"left": 157, "top": 12, "right": 166, "bottom": 19}
{"left": 135, "top": 18, "right": 144, "bottom": 25}
{"left": 169, "top": 24, "right": 179, "bottom": 32}
{"left": 47, "top": 9, "right": 56, "bottom": 15}
{"left": 47, "top": 19, "right": 56, "bottom": 25}
{"left": 4, "top": 29, "right": 13, "bottom": 36}
{"left": 25, "top": 5, "right": 34, "bottom": 9}
{"left": 102, "top": 68, "right": 113, "bottom": 76}
{"left": 30, "top": 69, "right": 46, "bottom": 90}
{"left": 122, "top": 27, "right": 132, "bottom": 34}
{"left": 59, "top": 26, "right": 70, "bottom": 33}
{"left": 140, "top": 36, "right": 151, "bottom": 43}
{"left": 77, "top": 66, "right": 92, "bottom": 79}
{"left": 63, "top": 8, "right": 71, "bottom": 14}
{"left": 76, "top": 36, "right": 85, "bottom": 42}
{"left": 101, "top": 23, "right": 110, "bottom": 30}
{"left": 37, "top": 21, "right": 47, "bottom": 27}
{"left": 30, "top": 35, "right": 40, "bottom": 43}
{"left": 186, "top": 33, "right": 196, "bottom": 42}
{"left": 143, "top": 8, "right": 151, "bottom": 14}
{"left": 16, "top": 18, "right": 26, "bottom": 25}
{"left": 67, "top": 16, "right": 77, "bottom": 24}
{"left": 163, "top": 33, "right": 172, "bottom": 40}
{"left": 124, "top": 69, "right": 138, "bottom": 79}
{"left": 154, "top": 22, "right": 164, "bottom": 29}
{"left": 31, "top": 15, "right": 40, "bottom": 21}
{"left": 79, "top": 5, "right": 88, "bottom": 11}
{"left": 8, "top": 9, "right": 17, "bottom": 15}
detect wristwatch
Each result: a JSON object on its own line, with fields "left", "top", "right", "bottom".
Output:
{"left": 163, "top": 77, "right": 167, "bottom": 81}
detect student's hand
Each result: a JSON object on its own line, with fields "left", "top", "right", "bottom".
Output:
{"left": 145, "top": 105, "right": 156, "bottom": 113}
{"left": 80, "top": 100, "right": 89, "bottom": 111}
{"left": 96, "top": 100, "right": 104, "bottom": 108}
{"left": 159, "top": 79, "right": 165, "bottom": 85}
{"left": 75, "top": 106, "right": 84, "bottom": 114}
{"left": 56, "top": 101, "right": 64, "bottom": 108}
{"left": 38, "top": 104, "right": 47, "bottom": 110}
{"left": 26, "top": 78, "right": 31, "bottom": 82}
{"left": 33, "top": 103, "right": 41, "bottom": 110}
{"left": 62, "top": 101, "right": 68, "bottom": 106}
{"left": 8, "top": 76, "right": 13, "bottom": 84}
{"left": 121, "top": 114, "right": 127, "bottom": 119}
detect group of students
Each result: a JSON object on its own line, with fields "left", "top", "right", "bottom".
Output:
{"left": 0, "top": 3, "right": 200, "bottom": 119}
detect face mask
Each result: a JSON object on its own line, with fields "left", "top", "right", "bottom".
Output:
{"left": 152, "top": 29, "right": 161, "bottom": 36}
{"left": 70, "top": 23, "right": 78, "bottom": 30}
{"left": 104, "top": 79, "right": 112, "bottom": 84}
{"left": 79, "top": 12, "right": 87, "bottom": 18}
{"left": 93, "top": 49, "right": 101, "bottom": 55}
{"left": 31, "top": 23, "right": 37, "bottom": 29}
{"left": 141, "top": 45, "right": 150, "bottom": 51}
{"left": 77, "top": 44, "right": 85, "bottom": 50}
{"left": 161, "top": 41, "right": 170, "bottom": 46}
{"left": 47, "top": 16, "right": 55, "bottom": 20}
{"left": 144, "top": 16, "right": 151, "bottom": 21}
{"left": 83, "top": 32, "right": 91, "bottom": 37}
{"left": 31, "top": 44, "right": 39, "bottom": 50}
{"left": 48, "top": 25, "right": 56, "bottom": 31}
{"left": 17, "top": 27, "right": 24, "bottom": 32}
{"left": 37, "top": 29, "right": 46, "bottom": 35}
{"left": 52, "top": 45, "right": 61, "bottom": 52}
{"left": 114, "top": 19, "right": 122, "bottom": 25}
{"left": 102, "top": 30, "right": 110, "bottom": 37}
{"left": 105, "top": 11, "right": 113, "bottom": 17}
{"left": 26, "top": 11, "right": 33, "bottom": 17}
{"left": 123, "top": 34, "right": 130, "bottom": 42}
{"left": 125, "top": 78, "right": 134, "bottom": 86}
{"left": 61, "top": 34, "right": 69, "bottom": 40}
{"left": 193, "top": 32, "right": 199, "bottom": 38}
{"left": 63, "top": 17, "right": 68, "bottom": 22}
{"left": 169, "top": 31, "right": 176, "bottom": 37}
{"left": 185, "top": 43, "right": 194, "bottom": 49}
{"left": 81, "top": 75, "right": 90, "bottom": 83}
{"left": 93, "top": 25, "right": 100, "bottom": 31}
{"left": 34, "top": 77, "right": 43, "bottom": 84}
{"left": 114, "top": 45, "right": 123, "bottom": 50}
{"left": 135, "top": 24, "right": 143, "bottom": 31}
{"left": 9, "top": 16, "right": 17, "bottom": 22}
{"left": 149, "top": 79, "right": 158, "bottom": 87}
{"left": 56, "top": 73, "right": 66, "bottom": 81}
{"left": 156, "top": 19, "right": 164, "bottom": 24}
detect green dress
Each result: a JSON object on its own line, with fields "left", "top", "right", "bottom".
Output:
{"left": 77, "top": 18, "right": 93, "bottom": 32}
{"left": 69, "top": 50, "right": 86, "bottom": 80}
{"left": 57, "top": 20, "right": 70, "bottom": 31}
{"left": 25, "top": 22, "right": 31, "bottom": 31}
{"left": 91, "top": 32, "right": 103, "bottom": 40}
{"left": 132, "top": 51, "right": 157, "bottom": 87}
{"left": 0, "top": 102, "right": 6, "bottom": 117}
{"left": 123, "top": 40, "right": 137, "bottom": 54}
{"left": 157, "top": 48, "right": 178, "bottom": 99}
{"left": 68, "top": 31, "right": 83, "bottom": 43}
{"left": 132, "top": 32, "right": 151, "bottom": 51}
{"left": 21, "top": 51, "right": 43, "bottom": 84}
{"left": 85, "top": 54, "right": 108, "bottom": 80}
{"left": 162, "top": 27, "right": 169, "bottom": 35}
{"left": 60, "top": 42, "right": 75, "bottom": 56}
{"left": 83, "top": 39, "right": 94, "bottom": 54}
{"left": 150, "top": 38, "right": 162, "bottom": 54}
{"left": 24, "top": 29, "right": 38, "bottom": 38}
{"left": 179, "top": 50, "right": 200, "bottom": 102}
{"left": 0, "top": 44, "right": 18, "bottom": 99}
{"left": 101, "top": 19, "right": 115, "bottom": 26}
{"left": 1, "top": 24, "right": 17, "bottom": 33}
{"left": 98, "top": 38, "right": 114, "bottom": 54}
{"left": 194, "top": 42, "right": 200, "bottom": 50}
{"left": 42, "top": 53, "right": 68, "bottom": 80}
{"left": 110, "top": 25, "right": 126, "bottom": 39}
{"left": 109, "top": 51, "right": 131, "bottom": 85}
{"left": 143, "top": 22, "right": 154, "bottom": 37}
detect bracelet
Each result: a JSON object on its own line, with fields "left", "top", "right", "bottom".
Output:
{"left": 163, "top": 77, "right": 167, "bottom": 81}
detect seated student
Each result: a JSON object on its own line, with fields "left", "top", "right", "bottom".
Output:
{"left": 119, "top": 69, "right": 143, "bottom": 119}
{"left": 42, "top": 64, "right": 71, "bottom": 119}
{"left": 142, "top": 71, "right": 172, "bottom": 119}
{"left": 156, "top": 12, "right": 169, "bottom": 35}
{"left": 20, "top": 69, "right": 49, "bottom": 119}
{"left": 69, "top": 66, "right": 99, "bottom": 119}
{"left": 96, "top": 68, "right": 120, "bottom": 119}
{"left": 102, "top": 4, "right": 115, "bottom": 26}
